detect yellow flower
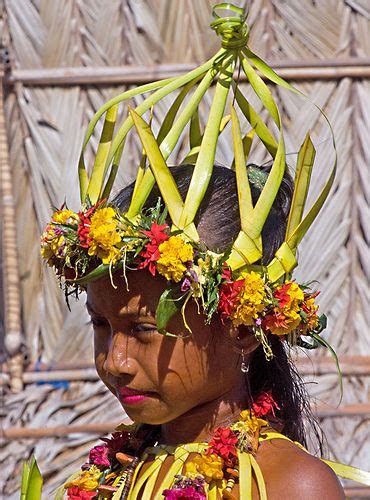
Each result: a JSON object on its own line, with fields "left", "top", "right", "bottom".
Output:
{"left": 87, "top": 207, "right": 122, "bottom": 264}
{"left": 231, "top": 272, "right": 266, "bottom": 326}
{"left": 41, "top": 234, "right": 65, "bottom": 261}
{"left": 40, "top": 210, "right": 77, "bottom": 262}
{"left": 238, "top": 409, "right": 268, "bottom": 433}
{"left": 40, "top": 222, "right": 67, "bottom": 261}
{"left": 52, "top": 209, "right": 76, "bottom": 225}
{"left": 64, "top": 465, "right": 101, "bottom": 491}
{"left": 156, "top": 235, "right": 194, "bottom": 282}
{"left": 285, "top": 282, "right": 304, "bottom": 309}
{"left": 300, "top": 296, "right": 319, "bottom": 333}
{"left": 186, "top": 453, "right": 224, "bottom": 482}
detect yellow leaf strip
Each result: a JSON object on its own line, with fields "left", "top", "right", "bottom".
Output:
{"left": 179, "top": 55, "right": 236, "bottom": 230}
{"left": 86, "top": 104, "right": 118, "bottom": 204}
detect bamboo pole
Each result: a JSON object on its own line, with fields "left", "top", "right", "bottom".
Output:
{"left": 0, "top": 368, "right": 99, "bottom": 384}
{"left": 3, "top": 58, "right": 370, "bottom": 86}
{"left": 344, "top": 488, "right": 370, "bottom": 498}
{"left": 0, "top": 64, "right": 23, "bottom": 392}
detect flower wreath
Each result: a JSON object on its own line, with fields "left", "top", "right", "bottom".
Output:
{"left": 41, "top": 197, "right": 327, "bottom": 360}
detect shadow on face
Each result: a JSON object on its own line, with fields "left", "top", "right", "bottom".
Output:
{"left": 86, "top": 269, "right": 247, "bottom": 425}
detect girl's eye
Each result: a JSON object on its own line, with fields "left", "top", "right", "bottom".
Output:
{"left": 131, "top": 323, "right": 156, "bottom": 334}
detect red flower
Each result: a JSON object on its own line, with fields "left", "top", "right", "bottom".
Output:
{"left": 206, "top": 427, "right": 238, "bottom": 467}
{"left": 273, "top": 282, "right": 292, "bottom": 307}
{"left": 218, "top": 280, "right": 244, "bottom": 321}
{"left": 77, "top": 200, "right": 106, "bottom": 248}
{"left": 77, "top": 211, "right": 92, "bottom": 248}
{"left": 138, "top": 223, "right": 169, "bottom": 275}
{"left": 252, "top": 392, "right": 280, "bottom": 418}
{"left": 101, "top": 431, "right": 129, "bottom": 459}
{"left": 66, "top": 487, "right": 97, "bottom": 499}
{"left": 221, "top": 265, "right": 232, "bottom": 281}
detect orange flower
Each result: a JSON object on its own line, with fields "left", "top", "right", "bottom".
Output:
{"left": 186, "top": 453, "right": 224, "bottom": 482}
{"left": 264, "top": 281, "right": 304, "bottom": 335}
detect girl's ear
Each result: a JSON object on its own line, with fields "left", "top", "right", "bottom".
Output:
{"left": 222, "top": 321, "right": 261, "bottom": 355}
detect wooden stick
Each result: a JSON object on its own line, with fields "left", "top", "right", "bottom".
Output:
{"left": 344, "top": 488, "right": 370, "bottom": 498}
{"left": 294, "top": 355, "right": 370, "bottom": 376}
{"left": 0, "top": 368, "right": 99, "bottom": 384}
{"left": 4, "top": 58, "right": 370, "bottom": 86}
{"left": 0, "top": 68, "right": 23, "bottom": 392}
{"left": 1, "top": 423, "right": 119, "bottom": 439}
{"left": 315, "top": 403, "right": 370, "bottom": 418}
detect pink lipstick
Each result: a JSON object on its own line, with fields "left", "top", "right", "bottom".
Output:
{"left": 117, "top": 387, "right": 153, "bottom": 405}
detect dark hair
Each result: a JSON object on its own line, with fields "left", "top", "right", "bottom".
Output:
{"left": 113, "top": 164, "right": 323, "bottom": 452}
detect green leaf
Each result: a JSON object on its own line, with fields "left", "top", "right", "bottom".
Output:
{"left": 179, "top": 54, "right": 236, "bottom": 230}
{"left": 231, "top": 130, "right": 255, "bottom": 170}
{"left": 296, "top": 337, "right": 320, "bottom": 350}
{"left": 127, "top": 67, "right": 217, "bottom": 219}
{"left": 231, "top": 106, "right": 253, "bottom": 229}
{"left": 78, "top": 77, "right": 177, "bottom": 202}
{"left": 129, "top": 107, "right": 189, "bottom": 235}
{"left": 245, "top": 46, "right": 338, "bottom": 251}
{"left": 287, "top": 155, "right": 337, "bottom": 249}
{"left": 21, "top": 456, "right": 43, "bottom": 500}
{"left": 286, "top": 134, "right": 316, "bottom": 248}
{"left": 156, "top": 287, "right": 184, "bottom": 333}
{"left": 20, "top": 462, "right": 30, "bottom": 499}
{"left": 86, "top": 104, "right": 118, "bottom": 204}
{"left": 157, "top": 78, "right": 199, "bottom": 146}
{"left": 233, "top": 85, "right": 278, "bottom": 158}
{"left": 105, "top": 50, "right": 226, "bottom": 195}
{"left": 190, "top": 107, "right": 202, "bottom": 149}
{"left": 70, "top": 263, "right": 112, "bottom": 285}
{"left": 241, "top": 55, "right": 280, "bottom": 126}
{"left": 311, "top": 332, "right": 343, "bottom": 402}
{"left": 101, "top": 136, "right": 126, "bottom": 201}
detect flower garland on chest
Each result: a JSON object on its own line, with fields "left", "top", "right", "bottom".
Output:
{"left": 63, "top": 393, "right": 279, "bottom": 499}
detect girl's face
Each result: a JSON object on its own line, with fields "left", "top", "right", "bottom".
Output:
{"left": 86, "top": 271, "right": 244, "bottom": 425}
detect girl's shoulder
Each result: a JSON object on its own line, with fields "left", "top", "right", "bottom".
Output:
{"left": 255, "top": 436, "right": 345, "bottom": 500}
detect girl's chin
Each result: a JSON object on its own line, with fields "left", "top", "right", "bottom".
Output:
{"left": 121, "top": 401, "right": 169, "bottom": 425}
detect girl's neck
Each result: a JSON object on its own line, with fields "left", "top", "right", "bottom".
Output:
{"left": 159, "top": 380, "right": 248, "bottom": 445}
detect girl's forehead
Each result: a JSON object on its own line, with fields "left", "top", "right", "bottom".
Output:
{"left": 86, "top": 272, "right": 163, "bottom": 316}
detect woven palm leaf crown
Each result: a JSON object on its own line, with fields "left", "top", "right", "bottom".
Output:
{"left": 75, "top": 3, "right": 335, "bottom": 286}
{"left": 41, "top": 3, "right": 338, "bottom": 359}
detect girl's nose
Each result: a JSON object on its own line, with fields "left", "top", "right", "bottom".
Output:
{"left": 103, "top": 331, "right": 137, "bottom": 377}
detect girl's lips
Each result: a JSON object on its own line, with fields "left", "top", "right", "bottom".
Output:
{"left": 117, "top": 387, "right": 154, "bottom": 405}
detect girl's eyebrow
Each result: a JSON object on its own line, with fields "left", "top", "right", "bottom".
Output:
{"left": 85, "top": 301, "right": 154, "bottom": 319}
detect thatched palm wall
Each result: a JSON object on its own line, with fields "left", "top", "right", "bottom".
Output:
{"left": 1, "top": 0, "right": 369, "bottom": 497}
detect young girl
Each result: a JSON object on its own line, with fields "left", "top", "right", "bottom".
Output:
{"left": 80, "top": 165, "right": 344, "bottom": 499}
{"left": 35, "top": 4, "right": 370, "bottom": 499}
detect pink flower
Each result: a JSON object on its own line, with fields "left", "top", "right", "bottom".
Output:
{"left": 88, "top": 444, "right": 110, "bottom": 467}
{"left": 163, "top": 487, "right": 206, "bottom": 499}
{"left": 66, "top": 487, "right": 97, "bottom": 499}
{"left": 252, "top": 392, "right": 280, "bottom": 417}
